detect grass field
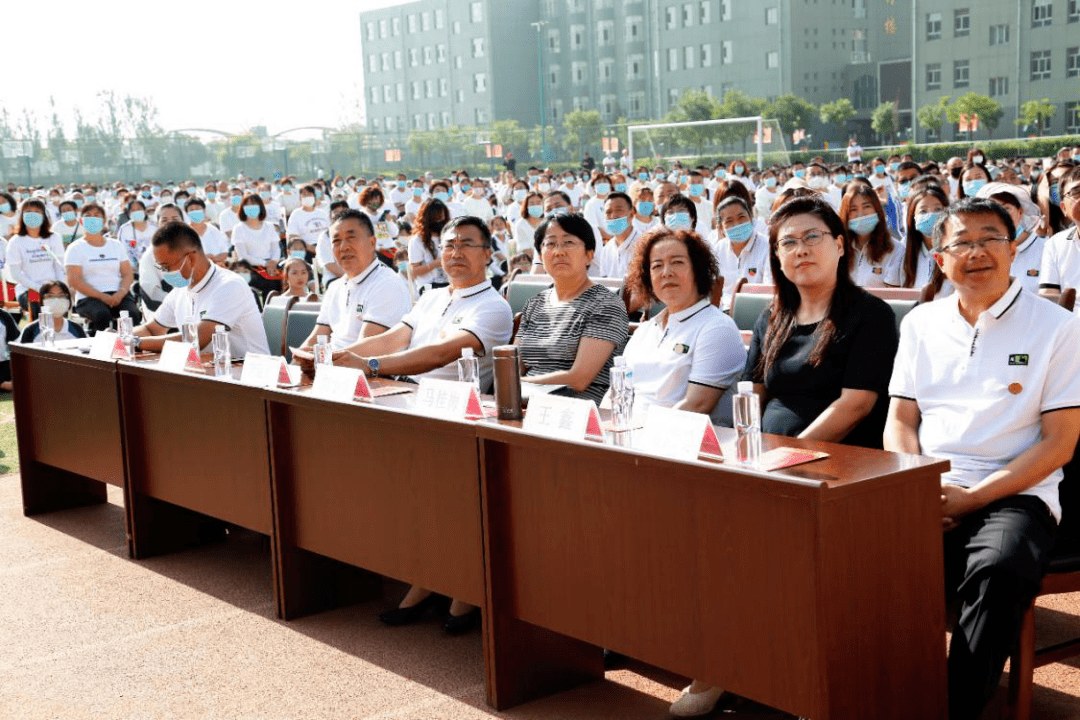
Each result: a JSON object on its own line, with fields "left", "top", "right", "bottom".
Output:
{"left": 0, "top": 394, "right": 18, "bottom": 475}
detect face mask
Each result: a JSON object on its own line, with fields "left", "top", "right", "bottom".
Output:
{"left": 82, "top": 216, "right": 105, "bottom": 235}
{"left": 61, "top": 210, "right": 76, "bottom": 223}
{"left": 461, "top": 183, "right": 472, "bottom": 193}
{"left": 807, "top": 176, "right": 829, "bottom": 190}
{"left": 605, "top": 216, "right": 629, "bottom": 236}
{"left": 549, "top": 206, "right": 570, "bottom": 217}
{"left": 914, "top": 211, "right": 942, "bottom": 236}
{"left": 163, "top": 255, "right": 190, "bottom": 289}
{"left": 873, "top": 166, "right": 886, "bottom": 176}
{"left": 889, "top": 162, "right": 900, "bottom": 173}
{"left": 654, "top": 172, "right": 665, "bottom": 180}
{"left": 282, "top": 186, "right": 293, "bottom": 194}
{"left": 527, "top": 205, "right": 543, "bottom": 218}
{"left": 595, "top": 183, "right": 610, "bottom": 195}
{"left": 243, "top": 205, "right": 260, "bottom": 219}
{"left": 228, "top": 196, "right": 242, "bottom": 207}
{"left": 962, "top": 180, "right": 987, "bottom": 196}
{"left": 42, "top": 296, "right": 71, "bottom": 317}
{"left": 396, "top": 180, "right": 406, "bottom": 190}
{"left": 765, "top": 177, "right": 778, "bottom": 189}
{"left": 188, "top": 210, "right": 205, "bottom": 224}
{"left": 1050, "top": 183, "right": 1061, "bottom": 205}
{"left": 897, "top": 182, "right": 911, "bottom": 198}
{"left": 689, "top": 183, "right": 704, "bottom": 197}
{"left": 564, "top": 177, "right": 575, "bottom": 185}
{"left": 472, "top": 187, "right": 485, "bottom": 196}
{"left": 130, "top": 210, "right": 146, "bottom": 222}
{"left": 950, "top": 167, "right": 963, "bottom": 179}
{"left": 833, "top": 174, "right": 847, "bottom": 185}
{"left": 793, "top": 169, "right": 806, "bottom": 179}
{"left": 290, "top": 250, "right": 307, "bottom": 260}
{"left": 315, "top": 189, "right": 324, "bottom": 200}
{"left": 973, "top": 155, "right": 984, "bottom": 165}
{"left": 406, "top": 187, "right": 420, "bottom": 198}
{"left": 665, "top": 212, "right": 692, "bottom": 230}
{"left": 206, "top": 192, "right": 217, "bottom": 200}
{"left": 638, "top": 172, "right": 649, "bottom": 181}
{"left": 259, "top": 191, "right": 270, "bottom": 200}
{"left": 636, "top": 201, "right": 654, "bottom": 216}
{"left": 301, "top": 196, "right": 315, "bottom": 208}
{"left": 75, "top": 199, "right": 85, "bottom": 208}
{"left": 847, "top": 214, "right": 880, "bottom": 235}
{"left": 434, "top": 191, "right": 450, "bottom": 203}
{"left": 734, "top": 166, "right": 745, "bottom": 176}
{"left": 23, "top": 211, "right": 44, "bottom": 229}
{"left": 513, "top": 189, "right": 528, "bottom": 202}
{"left": 160, "top": 195, "right": 172, "bottom": 203}
{"left": 0, "top": 204, "right": 9, "bottom": 213}
{"left": 614, "top": 183, "right": 627, "bottom": 193}
{"left": 714, "top": 169, "right": 727, "bottom": 179}
{"left": 725, "top": 221, "right": 754, "bottom": 243}
{"left": 398, "top": 261, "right": 409, "bottom": 275}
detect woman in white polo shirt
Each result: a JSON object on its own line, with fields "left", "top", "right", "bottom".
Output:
{"left": 64, "top": 202, "right": 139, "bottom": 331}
{"left": 232, "top": 193, "right": 283, "bottom": 300}
{"left": 611, "top": 226, "right": 746, "bottom": 425}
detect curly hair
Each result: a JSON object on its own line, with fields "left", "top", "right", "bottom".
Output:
{"left": 626, "top": 226, "right": 717, "bottom": 303}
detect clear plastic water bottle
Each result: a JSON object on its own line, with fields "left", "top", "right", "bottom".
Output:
{"left": 314, "top": 334, "right": 334, "bottom": 369}
{"left": 457, "top": 347, "right": 480, "bottom": 395}
{"left": 212, "top": 325, "right": 230, "bottom": 377}
{"left": 38, "top": 307, "right": 55, "bottom": 347}
{"left": 609, "top": 356, "right": 634, "bottom": 432}
{"left": 182, "top": 319, "right": 200, "bottom": 350}
{"left": 117, "top": 310, "right": 134, "bottom": 357}
{"left": 733, "top": 381, "right": 762, "bottom": 468}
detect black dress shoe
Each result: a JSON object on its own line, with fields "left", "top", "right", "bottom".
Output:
{"left": 378, "top": 593, "right": 447, "bottom": 626}
{"left": 443, "top": 607, "right": 480, "bottom": 635}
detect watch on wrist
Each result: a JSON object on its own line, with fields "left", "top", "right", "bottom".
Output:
{"left": 132, "top": 336, "right": 141, "bottom": 351}
{"left": 368, "top": 357, "right": 380, "bottom": 377}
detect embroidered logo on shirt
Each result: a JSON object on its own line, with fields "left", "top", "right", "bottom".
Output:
{"left": 748, "top": 268, "right": 757, "bottom": 277}
{"left": 355, "top": 303, "right": 365, "bottom": 315}
{"left": 452, "top": 314, "right": 465, "bottom": 324}
{"left": 872, "top": 267, "right": 883, "bottom": 274}
{"left": 1027, "top": 269, "right": 1039, "bottom": 277}
{"left": 1008, "top": 354, "right": 1029, "bottom": 366}
{"left": 673, "top": 343, "right": 690, "bottom": 354}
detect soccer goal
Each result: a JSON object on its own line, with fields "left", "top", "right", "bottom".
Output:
{"left": 627, "top": 116, "right": 790, "bottom": 170}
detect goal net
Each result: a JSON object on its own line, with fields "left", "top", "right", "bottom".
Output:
{"left": 627, "top": 116, "right": 790, "bottom": 171}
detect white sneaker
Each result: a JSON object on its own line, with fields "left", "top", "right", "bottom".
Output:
{"left": 669, "top": 684, "right": 724, "bottom": 718}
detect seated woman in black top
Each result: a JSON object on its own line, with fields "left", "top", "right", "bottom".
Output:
{"left": 741, "top": 195, "right": 898, "bottom": 448}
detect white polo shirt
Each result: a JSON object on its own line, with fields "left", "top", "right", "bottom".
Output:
{"left": 595, "top": 226, "right": 642, "bottom": 279}
{"left": 315, "top": 260, "right": 411, "bottom": 350}
{"left": 1012, "top": 232, "right": 1047, "bottom": 294}
{"left": 711, "top": 229, "right": 772, "bottom": 311}
{"left": 885, "top": 241, "right": 936, "bottom": 289}
{"left": 1038, "top": 227, "right": 1080, "bottom": 307}
{"left": 850, "top": 239, "right": 905, "bottom": 288}
{"left": 154, "top": 264, "right": 270, "bottom": 357}
{"left": 620, "top": 298, "right": 746, "bottom": 411}
{"left": 400, "top": 279, "right": 513, "bottom": 391}
{"left": 195, "top": 223, "right": 230, "bottom": 257}
{"left": 63, "top": 237, "right": 128, "bottom": 301}
{"left": 889, "top": 279, "right": 1080, "bottom": 520}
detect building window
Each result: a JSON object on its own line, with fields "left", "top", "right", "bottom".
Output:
{"left": 381, "top": 53, "right": 390, "bottom": 71}
{"left": 414, "top": 114, "right": 423, "bottom": 130}
{"left": 392, "top": 17, "right": 400, "bottom": 35}
{"left": 599, "top": 58, "right": 614, "bottom": 81}
{"left": 396, "top": 83, "right": 404, "bottom": 101}
{"left": 668, "top": 47, "right": 679, "bottom": 71}
{"left": 989, "top": 76, "right": 1009, "bottom": 97}
{"left": 989, "top": 23, "right": 1010, "bottom": 45}
{"left": 471, "top": 1, "right": 483, "bottom": 23}
{"left": 684, "top": 46, "right": 696, "bottom": 70}
{"left": 424, "top": 46, "right": 433, "bottom": 64}
{"left": 627, "top": 54, "right": 644, "bottom": 79}
{"left": 701, "top": 44, "right": 713, "bottom": 67}
{"left": 597, "top": 21, "right": 613, "bottom": 46}
{"left": 474, "top": 73, "right": 487, "bottom": 92}
{"left": 549, "top": 29, "right": 561, "bottom": 53}
{"left": 394, "top": 50, "right": 402, "bottom": 69}
{"left": 427, "top": 113, "right": 436, "bottom": 131}
{"left": 475, "top": 108, "right": 486, "bottom": 124}
{"left": 421, "top": 12, "right": 431, "bottom": 31}
{"left": 629, "top": 91, "right": 645, "bottom": 117}
{"left": 954, "top": 60, "right": 969, "bottom": 88}
{"left": 1070, "top": 0, "right": 1080, "bottom": 22}
{"left": 954, "top": 8, "right": 970, "bottom": 36}
{"left": 379, "top": 19, "right": 387, "bottom": 38}
{"left": 407, "top": 15, "right": 417, "bottom": 33}
{"left": 366, "top": 22, "right": 375, "bottom": 40}
{"left": 683, "top": 3, "right": 694, "bottom": 26}
{"left": 666, "top": 6, "right": 678, "bottom": 29}
{"left": 926, "top": 62, "right": 941, "bottom": 90}
{"left": 368, "top": 54, "right": 377, "bottom": 72}
{"left": 927, "top": 12, "right": 942, "bottom": 40}
{"left": 453, "top": 21, "right": 461, "bottom": 34}
{"left": 550, "top": 64, "right": 560, "bottom": 87}
{"left": 722, "top": 40, "right": 733, "bottom": 64}
{"left": 441, "top": 111, "right": 450, "bottom": 127}
{"left": 700, "top": 0, "right": 711, "bottom": 23}
{"left": 570, "top": 24, "right": 584, "bottom": 50}
{"left": 439, "top": 78, "right": 449, "bottom": 96}
{"left": 383, "top": 86, "right": 392, "bottom": 102}
{"left": 437, "top": 45, "right": 446, "bottom": 62}
{"left": 668, "top": 89, "right": 680, "bottom": 108}
{"left": 455, "top": 56, "right": 463, "bottom": 69}
{"left": 411, "top": 81, "right": 421, "bottom": 100}
{"left": 435, "top": 9, "right": 445, "bottom": 28}
{"left": 385, "top": 116, "right": 393, "bottom": 132}
{"left": 1067, "top": 102, "right": 1080, "bottom": 133}
{"left": 425, "top": 79, "right": 434, "bottom": 98}
{"left": 370, "top": 87, "right": 379, "bottom": 105}
{"left": 409, "top": 48, "right": 418, "bottom": 67}
{"left": 456, "top": 90, "right": 464, "bottom": 103}
{"left": 766, "top": 7, "right": 778, "bottom": 24}
{"left": 372, "top": 117, "right": 381, "bottom": 130}
{"left": 473, "top": 38, "right": 485, "bottom": 57}
{"left": 626, "top": 16, "right": 642, "bottom": 39}
{"left": 1031, "top": 50, "right": 1052, "bottom": 80}
{"left": 573, "top": 62, "right": 587, "bottom": 85}
{"left": 853, "top": 74, "right": 877, "bottom": 110}
{"left": 766, "top": 50, "right": 779, "bottom": 69}
{"left": 721, "top": 0, "right": 731, "bottom": 20}
{"left": 1032, "top": 1, "right": 1052, "bottom": 27}
{"left": 1069, "top": 47, "right": 1080, "bottom": 77}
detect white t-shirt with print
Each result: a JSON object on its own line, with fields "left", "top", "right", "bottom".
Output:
{"left": 63, "top": 237, "right": 128, "bottom": 301}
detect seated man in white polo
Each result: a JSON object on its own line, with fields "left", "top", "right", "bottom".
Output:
{"left": 885, "top": 197, "right": 1080, "bottom": 720}
{"left": 297, "top": 209, "right": 411, "bottom": 352}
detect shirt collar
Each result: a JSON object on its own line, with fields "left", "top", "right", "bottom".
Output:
{"left": 190, "top": 263, "right": 218, "bottom": 294}
{"left": 449, "top": 279, "right": 492, "bottom": 300}
{"left": 1016, "top": 231, "right": 1038, "bottom": 252}
{"left": 986, "top": 278, "right": 1023, "bottom": 319}
{"left": 670, "top": 297, "right": 711, "bottom": 323}
{"left": 348, "top": 260, "right": 380, "bottom": 287}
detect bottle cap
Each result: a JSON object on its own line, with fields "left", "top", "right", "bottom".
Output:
{"left": 317, "top": 334, "right": 329, "bottom": 344}
{"left": 613, "top": 355, "right": 626, "bottom": 367}
{"left": 737, "top": 381, "right": 754, "bottom": 394}
{"left": 119, "top": 310, "right": 129, "bottom": 318}
{"left": 462, "top": 347, "right": 474, "bottom": 358}
{"left": 216, "top": 324, "right": 226, "bottom": 332}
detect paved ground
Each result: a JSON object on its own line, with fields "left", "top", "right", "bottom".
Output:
{"left": 1, "top": 473, "right": 1077, "bottom": 720}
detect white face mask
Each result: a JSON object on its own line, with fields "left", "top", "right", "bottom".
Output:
{"left": 42, "top": 297, "right": 70, "bottom": 317}
{"left": 301, "top": 196, "right": 315, "bottom": 208}
{"left": 807, "top": 176, "right": 829, "bottom": 190}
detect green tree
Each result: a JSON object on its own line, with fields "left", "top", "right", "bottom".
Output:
{"left": 946, "top": 92, "right": 1004, "bottom": 139}
{"left": 917, "top": 95, "right": 950, "bottom": 142}
{"left": 528, "top": 125, "right": 556, "bottom": 160}
{"left": 718, "top": 89, "right": 767, "bottom": 150}
{"left": 1016, "top": 98, "right": 1056, "bottom": 137}
{"left": 762, "top": 94, "right": 816, "bottom": 139}
{"left": 819, "top": 98, "right": 856, "bottom": 140}
{"left": 561, "top": 109, "right": 604, "bottom": 159}
{"left": 662, "top": 89, "right": 724, "bottom": 155}
{"left": 489, "top": 119, "right": 524, "bottom": 157}
{"left": 871, "top": 101, "right": 897, "bottom": 144}
{"left": 407, "top": 131, "right": 436, "bottom": 168}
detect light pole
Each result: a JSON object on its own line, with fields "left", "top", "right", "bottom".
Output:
{"left": 530, "top": 20, "right": 552, "bottom": 164}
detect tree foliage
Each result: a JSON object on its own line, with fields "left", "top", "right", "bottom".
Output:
{"left": 871, "top": 101, "right": 896, "bottom": 143}
{"left": 946, "top": 92, "right": 1004, "bottom": 138}
{"left": 762, "top": 94, "right": 816, "bottom": 138}
{"left": 819, "top": 98, "right": 856, "bottom": 138}
{"left": 1016, "top": 98, "right": 1056, "bottom": 137}
{"left": 561, "top": 109, "right": 604, "bottom": 159}
{"left": 917, "top": 96, "right": 950, "bottom": 141}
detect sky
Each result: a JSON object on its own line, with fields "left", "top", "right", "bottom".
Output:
{"left": 4, "top": 0, "right": 413, "bottom": 141}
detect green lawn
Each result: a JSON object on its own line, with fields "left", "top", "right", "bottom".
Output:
{"left": 0, "top": 394, "right": 18, "bottom": 475}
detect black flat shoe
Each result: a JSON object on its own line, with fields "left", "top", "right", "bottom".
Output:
{"left": 378, "top": 593, "right": 447, "bottom": 626}
{"left": 443, "top": 607, "right": 480, "bottom": 635}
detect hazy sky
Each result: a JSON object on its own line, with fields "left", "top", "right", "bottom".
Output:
{"left": 4, "top": 0, "right": 413, "bottom": 140}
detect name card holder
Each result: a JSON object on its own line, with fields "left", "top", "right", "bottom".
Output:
{"left": 413, "top": 378, "right": 483, "bottom": 420}
{"left": 89, "top": 331, "right": 127, "bottom": 360}
{"left": 521, "top": 394, "right": 604, "bottom": 442}
{"left": 638, "top": 405, "right": 723, "bottom": 462}
{"left": 239, "top": 353, "right": 300, "bottom": 388}
{"left": 310, "top": 364, "right": 374, "bottom": 403}
{"left": 157, "top": 340, "right": 202, "bottom": 373}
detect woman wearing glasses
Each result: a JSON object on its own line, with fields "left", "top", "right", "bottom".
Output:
{"left": 741, "top": 195, "right": 898, "bottom": 449}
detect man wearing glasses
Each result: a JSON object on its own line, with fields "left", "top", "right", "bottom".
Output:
{"left": 885, "top": 197, "right": 1080, "bottom": 720}
{"left": 132, "top": 222, "right": 270, "bottom": 356}
{"left": 311, "top": 215, "right": 512, "bottom": 391}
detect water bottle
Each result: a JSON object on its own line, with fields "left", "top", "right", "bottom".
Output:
{"left": 609, "top": 356, "right": 634, "bottom": 432}
{"left": 457, "top": 347, "right": 480, "bottom": 395}
{"left": 117, "top": 310, "right": 134, "bottom": 357}
{"left": 314, "top": 334, "right": 334, "bottom": 369}
{"left": 212, "top": 325, "right": 230, "bottom": 377}
{"left": 38, "top": 307, "right": 55, "bottom": 347}
{"left": 733, "top": 381, "right": 762, "bottom": 468}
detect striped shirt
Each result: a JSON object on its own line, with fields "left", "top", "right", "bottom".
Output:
{"left": 517, "top": 284, "right": 629, "bottom": 404}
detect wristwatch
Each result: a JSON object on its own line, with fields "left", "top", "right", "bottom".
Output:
{"left": 367, "top": 357, "right": 380, "bottom": 378}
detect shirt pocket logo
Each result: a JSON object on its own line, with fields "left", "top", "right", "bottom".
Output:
{"left": 1008, "top": 354, "right": 1029, "bottom": 366}
{"left": 673, "top": 343, "right": 690, "bottom": 354}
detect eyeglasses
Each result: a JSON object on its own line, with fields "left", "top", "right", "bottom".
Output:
{"left": 777, "top": 230, "right": 833, "bottom": 255}
{"left": 940, "top": 237, "right": 1011, "bottom": 256}
{"left": 441, "top": 241, "right": 486, "bottom": 254}
{"left": 541, "top": 239, "right": 584, "bottom": 252}
{"left": 1064, "top": 187, "right": 1080, "bottom": 201}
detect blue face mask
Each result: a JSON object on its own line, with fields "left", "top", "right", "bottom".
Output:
{"left": 75, "top": 198, "right": 85, "bottom": 208}
{"left": 725, "top": 221, "right": 754, "bottom": 243}
{"left": 163, "top": 255, "right": 190, "bottom": 289}
{"left": 434, "top": 191, "right": 450, "bottom": 203}
{"left": 765, "top": 177, "right": 778, "bottom": 188}
{"left": 413, "top": 187, "right": 424, "bottom": 197}
{"left": 461, "top": 183, "right": 472, "bottom": 193}
{"left": 1050, "top": 183, "right": 1061, "bottom": 205}
{"left": 130, "top": 210, "right": 146, "bottom": 222}
{"left": 23, "top": 211, "right": 44, "bottom": 229}
{"left": 82, "top": 216, "right": 104, "bottom": 235}
{"left": 231, "top": 196, "right": 242, "bottom": 206}
{"left": 207, "top": 192, "right": 217, "bottom": 200}
{"left": 595, "top": 183, "right": 611, "bottom": 195}
{"left": 689, "top": 184, "right": 704, "bottom": 197}
{"left": 890, "top": 162, "right": 900, "bottom": 172}
{"left": 898, "top": 182, "right": 911, "bottom": 198}
{"left": 793, "top": 168, "right": 806, "bottom": 179}
{"left": 397, "top": 180, "right": 406, "bottom": 189}
{"left": 605, "top": 216, "right": 629, "bottom": 236}
{"left": 548, "top": 206, "right": 570, "bottom": 217}
{"left": 638, "top": 172, "right": 649, "bottom": 181}
{"left": 873, "top": 165, "right": 886, "bottom": 176}
{"left": 243, "top": 205, "right": 260, "bottom": 219}
{"left": 142, "top": 191, "right": 152, "bottom": 199}
{"left": 290, "top": 250, "right": 307, "bottom": 260}
{"left": 188, "top": 210, "right": 205, "bottom": 224}
{"left": 665, "top": 212, "right": 692, "bottom": 230}
{"left": 259, "top": 191, "right": 270, "bottom": 200}
{"left": 847, "top": 214, "right": 880, "bottom": 235}
{"left": 61, "top": 210, "right": 76, "bottom": 223}
{"left": 0, "top": 203, "right": 10, "bottom": 213}
{"left": 527, "top": 205, "right": 543, "bottom": 218}
{"left": 962, "top": 179, "right": 987, "bottom": 196}
{"left": 833, "top": 174, "right": 848, "bottom": 185}
{"left": 614, "top": 183, "right": 628, "bottom": 193}
{"left": 715, "top": 169, "right": 727, "bottom": 180}
{"left": 398, "top": 261, "right": 409, "bottom": 275}
{"left": 636, "top": 201, "right": 654, "bottom": 216}
{"left": 734, "top": 166, "right": 745, "bottom": 176}
{"left": 914, "top": 211, "right": 942, "bottom": 236}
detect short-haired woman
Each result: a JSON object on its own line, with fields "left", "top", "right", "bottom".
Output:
{"left": 232, "top": 193, "right": 282, "bottom": 300}
{"left": 64, "top": 203, "right": 139, "bottom": 331}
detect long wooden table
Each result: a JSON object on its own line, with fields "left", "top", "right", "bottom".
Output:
{"left": 13, "top": 345, "right": 951, "bottom": 718}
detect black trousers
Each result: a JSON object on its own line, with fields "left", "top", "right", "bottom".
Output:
{"left": 943, "top": 494, "right": 1056, "bottom": 720}
{"left": 74, "top": 295, "right": 141, "bottom": 333}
